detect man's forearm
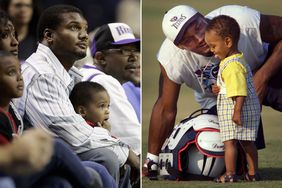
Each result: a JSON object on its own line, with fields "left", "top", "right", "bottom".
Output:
{"left": 148, "top": 101, "right": 177, "bottom": 155}
{"left": 257, "top": 40, "right": 282, "bottom": 82}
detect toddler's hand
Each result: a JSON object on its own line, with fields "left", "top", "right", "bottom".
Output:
{"left": 232, "top": 111, "right": 242, "bottom": 126}
{"left": 211, "top": 84, "right": 220, "bottom": 95}
{"left": 101, "top": 121, "right": 111, "bottom": 131}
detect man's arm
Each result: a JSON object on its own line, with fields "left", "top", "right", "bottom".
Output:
{"left": 24, "top": 74, "right": 98, "bottom": 153}
{"left": 148, "top": 64, "right": 181, "bottom": 155}
{"left": 254, "top": 14, "right": 282, "bottom": 102}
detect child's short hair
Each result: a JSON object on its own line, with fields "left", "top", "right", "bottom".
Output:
{"left": 69, "top": 81, "right": 107, "bottom": 110}
{"left": 206, "top": 15, "right": 240, "bottom": 45}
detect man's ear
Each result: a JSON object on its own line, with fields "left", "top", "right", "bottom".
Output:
{"left": 94, "top": 51, "right": 107, "bottom": 67}
{"left": 43, "top": 29, "right": 54, "bottom": 44}
{"left": 225, "top": 36, "right": 233, "bottom": 48}
{"left": 77, "top": 105, "right": 87, "bottom": 118}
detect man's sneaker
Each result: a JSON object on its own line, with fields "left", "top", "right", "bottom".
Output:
{"left": 142, "top": 159, "right": 158, "bottom": 180}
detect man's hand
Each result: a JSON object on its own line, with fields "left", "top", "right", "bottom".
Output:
{"left": 6, "top": 129, "right": 53, "bottom": 175}
{"left": 211, "top": 84, "right": 220, "bottom": 95}
{"left": 253, "top": 71, "right": 268, "bottom": 104}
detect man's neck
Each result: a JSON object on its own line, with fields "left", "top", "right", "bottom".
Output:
{"left": 60, "top": 59, "right": 74, "bottom": 71}
{"left": 40, "top": 41, "right": 75, "bottom": 71}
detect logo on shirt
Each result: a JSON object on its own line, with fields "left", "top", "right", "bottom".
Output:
{"left": 195, "top": 63, "right": 219, "bottom": 91}
{"left": 171, "top": 14, "right": 187, "bottom": 29}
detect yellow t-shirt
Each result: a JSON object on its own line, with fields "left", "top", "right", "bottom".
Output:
{"left": 220, "top": 53, "right": 247, "bottom": 98}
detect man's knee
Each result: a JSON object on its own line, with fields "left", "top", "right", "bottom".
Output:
{"left": 262, "top": 87, "right": 282, "bottom": 112}
{"left": 85, "top": 167, "right": 103, "bottom": 188}
{"left": 78, "top": 148, "right": 120, "bottom": 183}
{"left": 97, "top": 149, "right": 120, "bottom": 178}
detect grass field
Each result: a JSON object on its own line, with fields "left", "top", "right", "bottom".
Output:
{"left": 142, "top": 0, "right": 282, "bottom": 187}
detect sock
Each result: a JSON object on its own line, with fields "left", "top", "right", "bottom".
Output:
{"left": 146, "top": 153, "right": 159, "bottom": 163}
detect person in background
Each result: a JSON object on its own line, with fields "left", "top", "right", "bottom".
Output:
{"left": 38, "top": 0, "right": 121, "bottom": 32}
{"left": 0, "top": 0, "right": 40, "bottom": 60}
{"left": 122, "top": 54, "right": 140, "bottom": 122}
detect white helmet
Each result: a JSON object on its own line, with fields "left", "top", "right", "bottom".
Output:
{"left": 159, "top": 109, "right": 225, "bottom": 180}
{"left": 162, "top": 5, "right": 198, "bottom": 45}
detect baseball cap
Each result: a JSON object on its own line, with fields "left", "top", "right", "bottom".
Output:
{"left": 162, "top": 5, "right": 198, "bottom": 45}
{"left": 91, "top": 23, "right": 140, "bottom": 56}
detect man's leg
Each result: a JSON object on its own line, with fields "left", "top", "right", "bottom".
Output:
{"left": 13, "top": 139, "right": 99, "bottom": 188}
{"left": 33, "top": 176, "right": 72, "bottom": 188}
{"left": 0, "top": 177, "right": 15, "bottom": 188}
{"left": 263, "top": 86, "right": 282, "bottom": 112}
{"left": 255, "top": 118, "right": 266, "bottom": 150}
{"left": 82, "top": 161, "right": 116, "bottom": 188}
{"left": 78, "top": 147, "right": 120, "bottom": 187}
{"left": 50, "top": 139, "right": 101, "bottom": 187}
{"left": 84, "top": 167, "right": 103, "bottom": 188}
{"left": 262, "top": 53, "right": 282, "bottom": 112}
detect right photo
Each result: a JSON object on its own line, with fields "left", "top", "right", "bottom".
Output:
{"left": 142, "top": 0, "right": 282, "bottom": 187}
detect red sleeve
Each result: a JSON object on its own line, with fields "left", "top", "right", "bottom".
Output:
{"left": 86, "top": 121, "right": 96, "bottom": 127}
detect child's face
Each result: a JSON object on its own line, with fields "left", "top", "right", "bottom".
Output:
{"left": 84, "top": 91, "right": 110, "bottom": 124}
{"left": 0, "top": 21, "right": 18, "bottom": 57}
{"left": 0, "top": 56, "right": 24, "bottom": 99}
{"left": 204, "top": 30, "right": 231, "bottom": 60}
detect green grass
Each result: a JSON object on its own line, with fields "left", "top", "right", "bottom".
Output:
{"left": 142, "top": 0, "right": 282, "bottom": 187}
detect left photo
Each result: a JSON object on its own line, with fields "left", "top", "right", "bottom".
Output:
{"left": 0, "top": 0, "right": 141, "bottom": 187}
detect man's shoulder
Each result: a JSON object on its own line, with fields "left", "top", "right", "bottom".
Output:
{"left": 206, "top": 5, "right": 260, "bottom": 27}
{"left": 158, "top": 38, "right": 181, "bottom": 58}
{"left": 93, "top": 73, "right": 119, "bottom": 85}
{"left": 80, "top": 64, "right": 107, "bottom": 81}
{"left": 80, "top": 66, "right": 121, "bottom": 89}
{"left": 158, "top": 38, "right": 190, "bottom": 66}
{"left": 23, "top": 53, "right": 54, "bottom": 75}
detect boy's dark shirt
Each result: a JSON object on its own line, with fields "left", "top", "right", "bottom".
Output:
{"left": 0, "top": 105, "right": 22, "bottom": 144}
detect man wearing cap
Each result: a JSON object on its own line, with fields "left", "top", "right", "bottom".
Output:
{"left": 144, "top": 4, "right": 282, "bottom": 179}
{"left": 80, "top": 23, "right": 141, "bottom": 155}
